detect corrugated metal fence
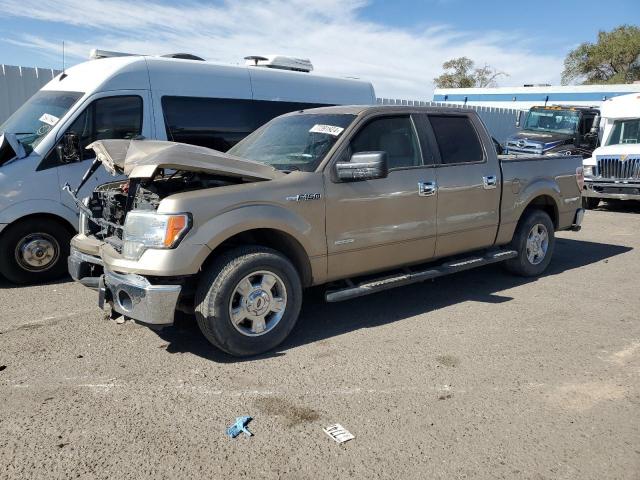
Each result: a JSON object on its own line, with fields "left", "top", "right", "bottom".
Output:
{"left": 0, "top": 65, "right": 60, "bottom": 124}
{"left": 377, "top": 98, "right": 518, "bottom": 143}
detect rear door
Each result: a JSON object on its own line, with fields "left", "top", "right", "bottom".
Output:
{"left": 324, "top": 114, "right": 438, "bottom": 280}
{"left": 420, "top": 113, "right": 501, "bottom": 258}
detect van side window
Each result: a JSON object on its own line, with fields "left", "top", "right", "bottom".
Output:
{"left": 162, "top": 97, "right": 253, "bottom": 151}
{"left": 350, "top": 116, "right": 422, "bottom": 169}
{"left": 428, "top": 115, "right": 484, "bottom": 164}
{"left": 161, "top": 96, "right": 328, "bottom": 152}
{"left": 40, "top": 95, "right": 143, "bottom": 169}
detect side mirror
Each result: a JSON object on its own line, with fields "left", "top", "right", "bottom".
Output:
{"left": 515, "top": 111, "right": 522, "bottom": 128}
{"left": 588, "top": 114, "right": 601, "bottom": 136}
{"left": 335, "top": 152, "right": 388, "bottom": 181}
{"left": 56, "top": 133, "right": 83, "bottom": 163}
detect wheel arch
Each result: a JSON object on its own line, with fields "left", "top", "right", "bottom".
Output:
{"left": 521, "top": 194, "right": 559, "bottom": 229}
{"left": 201, "top": 228, "right": 313, "bottom": 287}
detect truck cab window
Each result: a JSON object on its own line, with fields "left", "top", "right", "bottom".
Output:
{"left": 428, "top": 115, "right": 484, "bottom": 165}
{"left": 350, "top": 116, "right": 422, "bottom": 169}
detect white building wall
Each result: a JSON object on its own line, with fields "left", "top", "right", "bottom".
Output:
{"left": 433, "top": 84, "right": 640, "bottom": 109}
{"left": 0, "top": 65, "right": 61, "bottom": 124}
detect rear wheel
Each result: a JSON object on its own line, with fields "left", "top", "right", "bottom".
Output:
{"left": 504, "top": 209, "right": 555, "bottom": 277}
{"left": 194, "top": 246, "right": 302, "bottom": 357}
{"left": 582, "top": 197, "right": 600, "bottom": 210}
{"left": 0, "top": 218, "right": 72, "bottom": 284}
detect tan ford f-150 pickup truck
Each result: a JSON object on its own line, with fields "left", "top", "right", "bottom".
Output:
{"left": 68, "top": 106, "right": 585, "bottom": 356}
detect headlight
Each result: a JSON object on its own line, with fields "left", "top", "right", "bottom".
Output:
{"left": 583, "top": 165, "right": 594, "bottom": 177}
{"left": 123, "top": 211, "right": 191, "bottom": 260}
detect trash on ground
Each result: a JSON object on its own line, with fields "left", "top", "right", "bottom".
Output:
{"left": 115, "top": 316, "right": 126, "bottom": 324}
{"left": 227, "top": 416, "right": 253, "bottom": 438}
{"left": 323, "top": 424, "right": 355, "bottom": 444}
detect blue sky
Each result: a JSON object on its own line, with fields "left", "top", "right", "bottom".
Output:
{"left": 0, "top": 0, "right": 637, "bottom": 98}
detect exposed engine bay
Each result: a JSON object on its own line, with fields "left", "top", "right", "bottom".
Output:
{"left": 62, "top": 139, "right": 283, "bottom": 251}
{"left": 84, "top": 171, "right": 240, "bottom": 243}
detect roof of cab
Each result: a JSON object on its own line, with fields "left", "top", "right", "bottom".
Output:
{"left": 293, "top": 104, "right": 479, "bottom": 116}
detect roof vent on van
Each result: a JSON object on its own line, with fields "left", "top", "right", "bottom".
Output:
{"left": 244, "top": 55, "right": 313, "bottom": 73}
{"left": 90, "top": 49, "right": 205, "bottom": 61}
{"left": 161, "top": 53, "right": 205, "bottom": 61}
{"left": 89, "top": 49, "right": 138, "bottom": 60}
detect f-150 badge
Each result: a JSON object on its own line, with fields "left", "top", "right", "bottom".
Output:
{"left": 286, "top": 193, "right": 321, "bottom": 202}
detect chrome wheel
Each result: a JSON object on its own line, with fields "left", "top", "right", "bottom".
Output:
{"left": 526, "top": 224, "right": 549, "bottom": 265}
{"left": 229, "top": 270, "right": 287, "bottom": 337}
{"left": 14, "top": 233, "right": 60, "bottom": 272}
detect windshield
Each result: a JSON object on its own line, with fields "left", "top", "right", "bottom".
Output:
{"left": 523, "top": 109, "right": 580, "bottom": 134}
{"left": 606, "top": 118, "right": 640, "bottom": 145}
{"left": 227, "top": 113, "right": 356, "bottom": 172}
{"left": 0, "top": 90, "right": 83, "bottom": 152}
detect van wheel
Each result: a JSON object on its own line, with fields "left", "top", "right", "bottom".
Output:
{"left": 195, "top": 246, "right": 302, "bottom": 357}
{"left": 0, "top": 218, "right": 72, "bottom": 285}
{"left": 582, "top": 197, "right": 600, "bottom": 210}
{"left": 504, "top": 209, "right": 555, "bottom": 277}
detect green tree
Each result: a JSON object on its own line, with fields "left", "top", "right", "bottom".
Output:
{"left": 433, "top": 57, "right": 508, "bottom": 88}
{"left": 562, "top": 25, "right": 640, "bottom": 85}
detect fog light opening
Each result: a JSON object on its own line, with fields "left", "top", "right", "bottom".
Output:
{"left": 117, "top": 290, "right": 133, "bottom": 312}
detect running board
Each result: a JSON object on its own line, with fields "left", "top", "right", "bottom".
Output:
{"left": 325, "top": 249, "right": 518, "bottom": 303}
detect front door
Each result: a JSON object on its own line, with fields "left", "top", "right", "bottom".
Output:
{"left": 421, "top": 113, "right": 501, "bottom": 258}
{"left": 324, "top": 114, "right": 438, "bottom": 281}
{"left": 40, "top": 92, "right": 152, "bottom": 210}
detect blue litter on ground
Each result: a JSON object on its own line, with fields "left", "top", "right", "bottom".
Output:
{"left": 227, "top": 416, "right": 253, "bottom": 438}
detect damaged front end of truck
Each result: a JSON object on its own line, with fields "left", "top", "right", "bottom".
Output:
{"left": 66, "top": 139, "right": 282, "bottom": 324}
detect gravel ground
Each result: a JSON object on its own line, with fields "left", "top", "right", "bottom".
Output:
{"left": 1, "top": 202, "right": 639, "bottom": 480}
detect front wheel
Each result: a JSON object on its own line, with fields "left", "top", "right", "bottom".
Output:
{"left": 0, "top": 218, "right": 72, "bottom": 284}
{"left": 504, "top": 210, "right": 555, "bottom": 277}
{"left": 194, "top": 246, "right": 303, "bottom": 357}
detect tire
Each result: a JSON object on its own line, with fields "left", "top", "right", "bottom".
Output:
{"left": 0, "top": 218, "right": 72, "bottom": 285}
{"left": 194, "top": 246, "right": 303, "bottom": 357}
{"left": 582, "top": 197, "right": 600, "bottom": 210}
{"left": 504, "top": 209, "right": 555, "bottom": 277}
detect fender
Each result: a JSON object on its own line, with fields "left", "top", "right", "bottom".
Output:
{"left": 496, "top": 177, "right": 562, "bottom": 245}
{"left": 193, "top": 204, "right": 320, "bottom": 256}
{"left": 0, "top": 199, "right": 78, "bottom": 232}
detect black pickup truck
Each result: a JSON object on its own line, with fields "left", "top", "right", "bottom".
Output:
{"left": 505, "top": 105, "right": 600, "bottom": 158}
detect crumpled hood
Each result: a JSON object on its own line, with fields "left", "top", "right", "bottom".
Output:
{"left": 88, "top": 139, "right": 284, "bottom": 181}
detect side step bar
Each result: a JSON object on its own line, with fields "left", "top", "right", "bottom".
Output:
{"left": 325, "top": 249, "right": 518, "bottom": 303}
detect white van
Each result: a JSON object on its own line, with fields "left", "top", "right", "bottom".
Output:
{"left": 0, "top": 52, "right": 376, "bottom": 283}
{"left": 582, "top": 93, "right": 640, "bottom": 209}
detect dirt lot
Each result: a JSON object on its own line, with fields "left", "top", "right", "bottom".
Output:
{"left": 1, "top": 202, "right": 639, "bottom": 480}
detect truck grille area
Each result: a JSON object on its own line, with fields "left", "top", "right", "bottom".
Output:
{"left": 597, "top": 156, "right": 640, "bottom": 180}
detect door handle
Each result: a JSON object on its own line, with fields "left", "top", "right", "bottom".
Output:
{"left": 483, "top": 175, "right": 498, "bottom": 189}
{"left": 418, "top": 181, "right": 437, "bottom": 196}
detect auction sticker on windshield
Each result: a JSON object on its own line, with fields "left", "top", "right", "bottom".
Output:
{"left": 39, "top": 113, "right": 60, "bottom": 126}
{"left": 309, "top": 124, "right": 344, "bottom": 136}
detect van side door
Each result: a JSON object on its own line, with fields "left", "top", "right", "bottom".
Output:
{"left": 419, "top": 113, "right": 501, "bottom": 258}
{"left": 324, "top": 114, "right": 438, "bottom": 281}
{"left": 39, "top": 91, "right": 152, "bottom": 211}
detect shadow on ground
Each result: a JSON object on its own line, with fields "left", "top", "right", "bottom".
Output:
{"left": 156, "top": 237, "right": 632, "bottom": 362}
{"left": 593, "top": 199, "right": 640, "bottom": 214}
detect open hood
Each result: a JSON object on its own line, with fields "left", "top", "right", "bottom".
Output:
{"left": 0, "top": 132, "right": 28, "bottom": 166}
{"left": 88, "top": 139, "right": 284, "bottom": 181}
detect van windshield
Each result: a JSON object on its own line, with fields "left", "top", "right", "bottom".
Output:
{"left": 523, "top": 109, "right": 580, "bottom": 135}
{"left": 228, "top": 113, "right": 355, "bottom": 172}
{"left": 0, "top": 90, "right": 83, "bottom": 152}
{"left": 606, "top": 118, "right": 640, "bottom": 145}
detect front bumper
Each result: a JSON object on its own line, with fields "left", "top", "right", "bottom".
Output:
{"left": 99, "top": 270, "right": 181, "bottom": 326}
{"left": 68, "top": 247, "right": 104, "bottom": 289}
{"left": 584, "top": 180, "right": 640, "bottom": 200}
